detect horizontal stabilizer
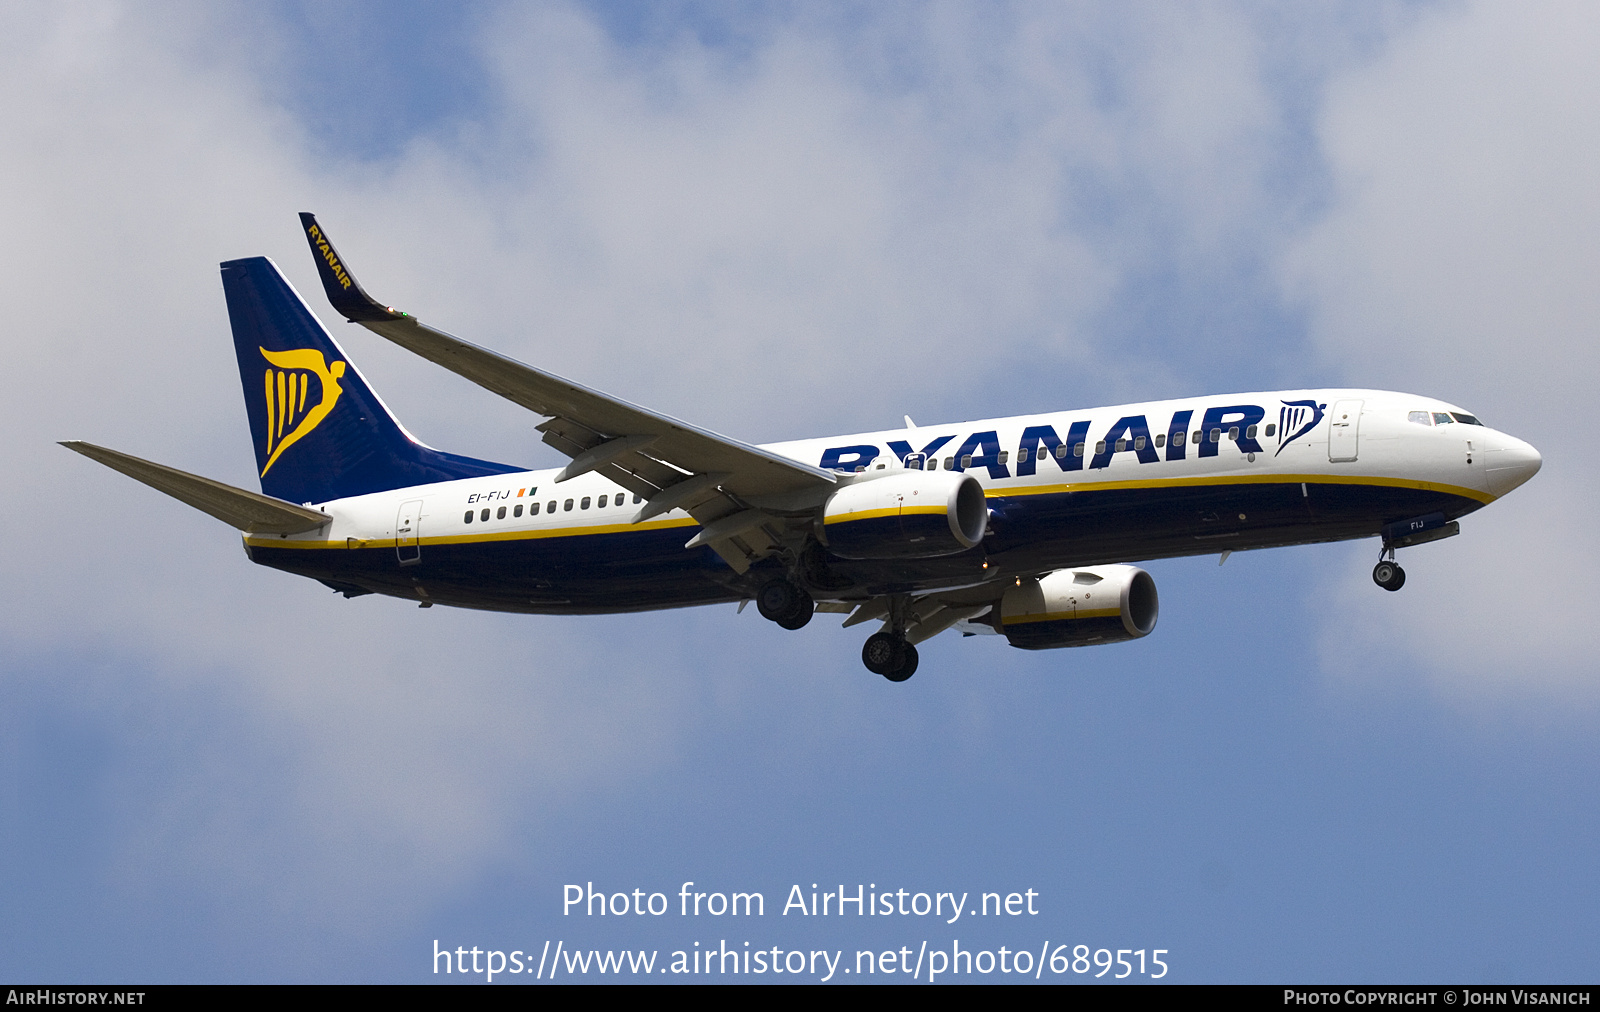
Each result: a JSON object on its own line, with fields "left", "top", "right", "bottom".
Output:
{"left": 60, "top": 441, "right": 329, "bottom": 535}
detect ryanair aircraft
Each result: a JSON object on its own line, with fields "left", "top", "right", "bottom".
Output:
{"left": 63, "top": 215, "right": 1542, "bottom": 681}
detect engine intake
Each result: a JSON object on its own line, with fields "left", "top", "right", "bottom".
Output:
{"left": 821, "top": 470, "right": 987, "bottom": 560}
{"left": 999, "top": 565, "right": 1158, "bottom": 650}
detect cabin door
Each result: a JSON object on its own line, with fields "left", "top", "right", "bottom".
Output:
{"left": 396, "top": 499, "right": 423, "bottom": 565}
{"left": 1327, "top": 399, "right": 1363, "bottom": 462}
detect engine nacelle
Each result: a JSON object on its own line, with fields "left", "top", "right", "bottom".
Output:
{"left": 999, "top": 565, "right": 1158, "bottom": 650}
{"left": 820, "top": 470, "right": 987, "bottom": 560}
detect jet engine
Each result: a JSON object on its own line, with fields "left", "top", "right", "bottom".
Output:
{"left": 820, "top": 470, "right": 987, "bottom": 560}
{"left": 998, "top": 565, "right": 1158, "bottom": 650}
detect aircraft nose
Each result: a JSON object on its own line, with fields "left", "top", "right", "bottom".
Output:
{"left": 1485, "top": 434, "right": 1542, "bottom": 497}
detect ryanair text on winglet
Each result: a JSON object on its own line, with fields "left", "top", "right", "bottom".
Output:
{"left": 306, "top": 223, "right": 353, "bottom": 290}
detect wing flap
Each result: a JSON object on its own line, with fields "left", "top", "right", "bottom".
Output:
{"left": 361, "top": 315, "right": 833, "bottom": 499}
{"left": 61, "top": 441, "right": 329, "bottom": 535}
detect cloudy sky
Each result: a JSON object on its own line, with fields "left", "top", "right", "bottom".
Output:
{"left": 3, "top": 0, "right": 1596, "bottom": 983}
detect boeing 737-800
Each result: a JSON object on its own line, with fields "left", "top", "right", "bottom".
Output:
{"left": 62, "top": 214, "right": 1543, "bottom": 681}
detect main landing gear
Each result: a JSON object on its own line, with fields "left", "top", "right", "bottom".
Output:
{"left": 862, "top": 631, "right": 919, "bottom": 682}
{"left": 860, "top": 594, "right": 919, "bottom": 682}
{"left": 756, "top": 577, "right": 814, "bottom": 630}
{"left": 755, "top": 576, "right": 918, "bottom": 682}
{"left": 1373, "top": 545, "right": 1406, "bottom": 592}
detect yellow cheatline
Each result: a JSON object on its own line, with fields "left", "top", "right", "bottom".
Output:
{"left": 825, "top": 503, "right": 952, "bottom": 525}
{"left": 245, "top": 515, "right": 699, "bottom": 550}
{"left": 1002, "top": 608, "right": 1122, "bottom": 626}
{"left": 825, "top": 507, "right": 902, "bottom": 524}
{"left": 990, "top": 472, "right": 1493, "bottom": 505}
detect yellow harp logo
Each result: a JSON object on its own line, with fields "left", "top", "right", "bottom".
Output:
{"left": 259, "top": 346, "right": 347, "bottom": 476}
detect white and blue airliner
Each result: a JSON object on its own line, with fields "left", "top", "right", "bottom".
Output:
{"left": 63, "top": 214, "right": 1542, "bottom": 681}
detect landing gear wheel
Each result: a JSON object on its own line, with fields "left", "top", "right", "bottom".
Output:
{"left": 862, "top": 632, "right": 918, "bottom": 681}
{"left": 757, "top": 579, "right": 802, "bottom": 621}
{"left": 884, "top": 642, "right": 918, "bottom": 682}
{"left": 757, "top": 578, "right": 815, "bottom": 629}
{"left": 776, "top": 602, "right": 814, "bottom": 630}
{"left": 1373, "top": 560, "right": 1406, "bottom": 592}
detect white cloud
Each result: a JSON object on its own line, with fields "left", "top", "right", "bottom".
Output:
{"left": 0, "top": 0, "right": 1434, "bottom": 942}
{"left": 1286, "top": 0, "right": 1600, "bottom": 699}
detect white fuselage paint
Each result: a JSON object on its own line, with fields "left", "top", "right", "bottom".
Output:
{"left": 248, "top": 389, "right": 1538, "bottom": 563}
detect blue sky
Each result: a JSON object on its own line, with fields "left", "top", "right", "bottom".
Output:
{"left": 2, "top": 0, "right": 1597, "bottom": 983}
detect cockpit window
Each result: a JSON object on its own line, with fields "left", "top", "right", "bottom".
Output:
{"left": 1432, "top": 412, "right": 1453, "bottom": 425}
{"left": 1450, "top": 412, "right": 1484, "bottom": 426}
{"left": 1408, "top": 411, "right": 1433, "bottom": 425}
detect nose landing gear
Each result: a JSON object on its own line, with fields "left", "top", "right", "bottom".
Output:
{"left": 1373, "top": 539, "right": 1406, "bottom": 592}
{"left": 1372, "top": 559, "right": 1405, "bottom": 591}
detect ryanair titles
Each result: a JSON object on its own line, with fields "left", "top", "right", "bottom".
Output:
{"left": 305, "top": 222, "right": 353, "bottom": 290}
{"left": 818, "top": 401, "right": 1325, "bottom": 476}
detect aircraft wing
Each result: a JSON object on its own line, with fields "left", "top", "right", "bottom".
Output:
{"left": 60, "top": 441, "right": 329, "bottom": 535}
{"left": 840, "top": 585, "right": 1000, "bottom": 645}
{"left": 297, "top": 213, "right": 836, "bottom": 573}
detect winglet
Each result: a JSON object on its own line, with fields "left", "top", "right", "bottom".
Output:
{"left": 297, "top": 212, "right": 406, "bottom": 323}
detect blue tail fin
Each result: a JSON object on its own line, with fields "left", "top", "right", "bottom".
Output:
{"left": 221, "top": 256, "right": 520, "bottom": 503}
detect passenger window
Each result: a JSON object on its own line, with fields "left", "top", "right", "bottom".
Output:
{"left": 497, "top": 506, "right": 506, "bottom": 519}
{"left": 1210, "top": 429, "right": 1221, "bottom": 443}
{"left": 1173, "top": 431, "right": 1185, "bottom": 446}
{"left": 1055, "top": 445, "right": 1068, "bottom": 458}
{"left": 1018, "top": 447, "right": 1031, "bottom": 463}
{"left": 514, "top": 504, "right": 523, "bottom": 517}
{"left": 1095, "top": 441, "right": 1106, "bottom": 454}
{"left": 1114, "top": 439, "right": 1126, "bottom": 452}
{"left": 530, "top": 502, "right": 540, "bottom": 515}
{"left": 463, "top": 511, "right": 473, "bottom": 524}
{"left": 1246, "top": 425, "right": 1257, "bottom": 439}
{"left": 598, "top": 494, "right": 608, "bottom": 508}
{"left": 944, "top": 457, "right": 955, "bottom": 470}
{"left": 1154, "top": 434, "right": 1165, "bottom": 448}
{"left": 1073, "top": 443, "right": 1085, "bottom": 457}
{"left": 1228, "top": 426, "right": 1239, "bottom": 441}
{"left": 547, "top": 501, "right": 556, "bottom": 513}
{"left": 480, "top": 508, "right": 490, "bottom": 521}
{"left": 997, "top": 451, "right": 1009, "bottom": 464}
{"left": 564, "top": 499, "right": 573, "bottom": 511}
{"left": 1264, "top": 423, "right": 1276, "bottom": 437}
{"left": 1192, "top": 431, "right": 1202, "bottom": 444}
{"left": 581, "top": 497, "right": 591, "bottom": 509}
{"left": 634, "top": 495, "right": 643, "bottom": 504}
{"left": 960, "top": 455, "right": 972, "bottom": 469}
{"left": 1134, "top": 436, "right": 1146, "bottom": 450}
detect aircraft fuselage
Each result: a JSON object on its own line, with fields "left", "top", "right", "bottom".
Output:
{"left": 243, "top": 388, "right": 1538, "bottom": 614}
